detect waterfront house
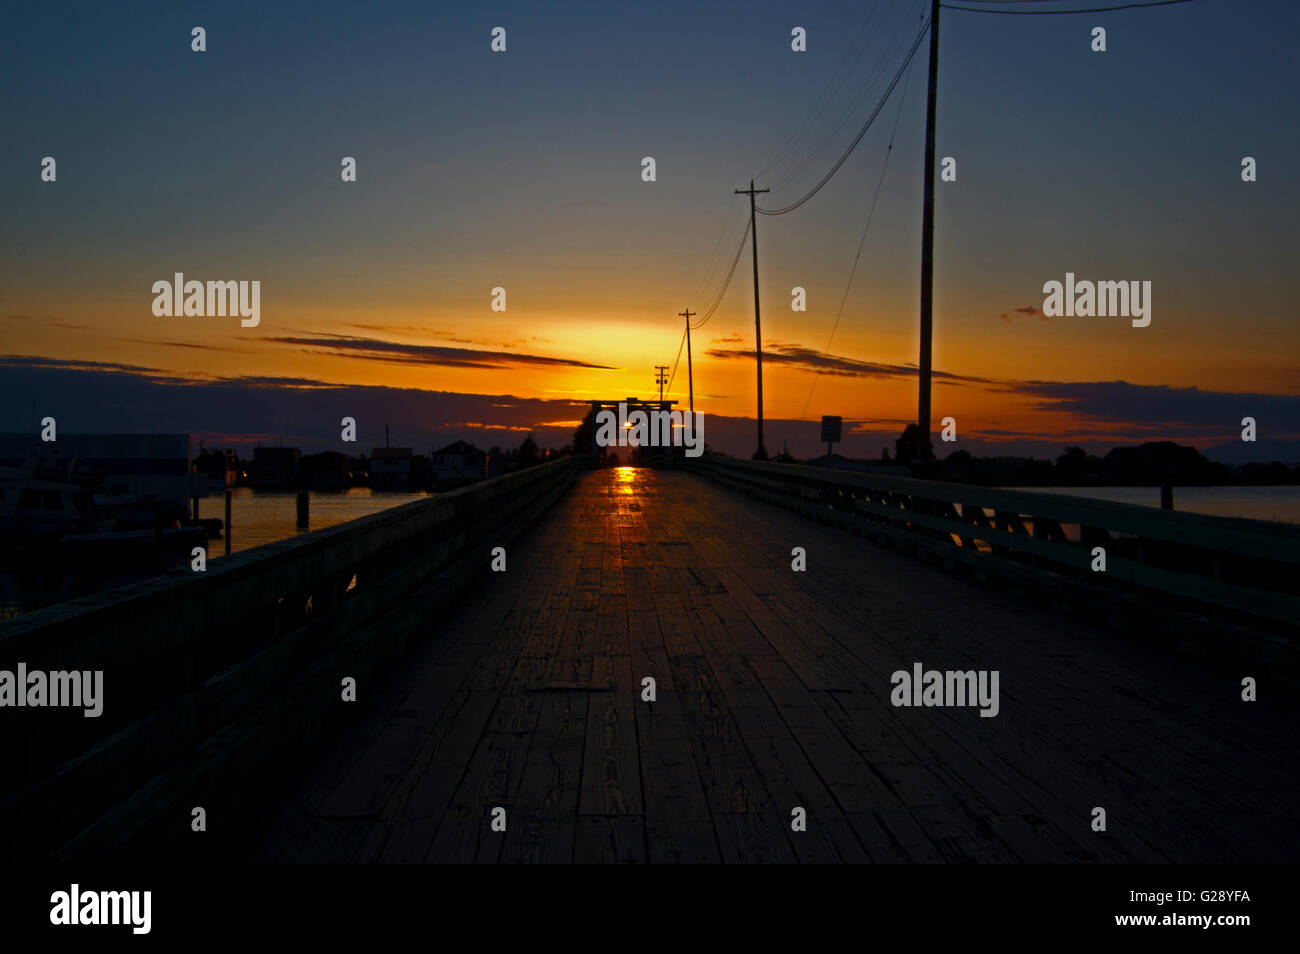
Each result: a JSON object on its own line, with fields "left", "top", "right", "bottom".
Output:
{"left": 432, "top": 440, "right": 488, "bottom": 488}
{"left": 249, "top": 446, "right": 300, "bottom": 488}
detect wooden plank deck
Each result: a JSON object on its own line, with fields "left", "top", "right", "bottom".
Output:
{"left": 246, "top": 466, "right": 1300, "bottom": 863}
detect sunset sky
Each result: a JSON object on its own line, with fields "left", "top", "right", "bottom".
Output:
{"left": 2, "top": 0, "right": 1297, "bottom": 459}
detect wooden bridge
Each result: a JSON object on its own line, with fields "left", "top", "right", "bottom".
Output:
{"left": 250, "top": 465, "right": 1298, "bottom": 863}
{"left": 4, "top": 460, "right": 1298, "bottom": 863}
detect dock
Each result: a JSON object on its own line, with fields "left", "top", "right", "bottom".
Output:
{"left": 3, "top": 460, "right": 1297, "bottom": 863}
{"left": 248, "top": 466, "right": 1300, "bottom": 863}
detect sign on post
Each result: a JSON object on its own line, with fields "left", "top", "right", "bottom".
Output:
{"left": 820, "top": 416, "right": 842, "bottom": 444}
{"left": 820, "top": 415, "right": 842, "bottom": 459}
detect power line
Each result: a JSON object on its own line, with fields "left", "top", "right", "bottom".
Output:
{"left": 754, "top": 0, "right": 895, "bottom": 185}
{"left": 691, "top": 217, "right": 751, "bottom": 330}
{"left": 942, "top": 0, "right": 1195, "bottom": 13}
{"left": 757, "top": 15, "right": 931, "bottom": 216}
{"left": 669, "top": 213, "right": 751, "bottom": 406}
{"left": 799, "top": 43, "right": 917, "bottom": 421}
{"left": 665, "top": 325, "right": 687, "bottom": 395}
{"left": 753, "top": 2, "right": 886, "bottom": 182}
{"left": 690, "top": 196, "right": 742, "bottom": 303}
{"left": 680, "top": 308, "right": 697, "bottom": 414}
{"left": 767, "top": 1, "right": 925, "bottom": 194}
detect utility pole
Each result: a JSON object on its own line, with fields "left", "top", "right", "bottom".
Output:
{"left": 679, "top": 308, "right": 696, "bottom": 415}
{"left": 917, "top": 0, "right": 940, "bottom": 463}
{"left": 735, "top": 179, "right": 770, "bottom": 459}
{"left": 654, "top": 365, "right": 669, "bottom": 402}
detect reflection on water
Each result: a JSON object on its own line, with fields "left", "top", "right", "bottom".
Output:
{"left": 0, "top": 487, "right": 434, "bottom": 618}
{"left": 218, "top": 487, "right": 435, "bottom": 554}
{"left": 3, "top": 484, "right": 1294, "bottom": 619}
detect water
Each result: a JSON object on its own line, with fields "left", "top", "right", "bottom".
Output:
{"left": 0, "top": 487, "right": 433, "bottom": 618}
{"left": 5, "top": 484, "right": 1294, "bottom": 619}
{"left": 1007, "top": 486, "right": 1300, "bottom": 525}
{"left": 214, "top": 487, "right": 435, "bottom": 555}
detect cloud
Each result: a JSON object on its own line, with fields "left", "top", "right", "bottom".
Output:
{"left": 849, "top": 418, "right": 914, "bottom": 430}
{"left": 8, "top": 352, "right": 1297, "bottom": 460}
{"left": 343, "top": 324, "right": 520, "bottom": 348}
{"left": 121, "top": 339, "right": 253, "bottom": 353}
{"left": 345, "top": 323, "right": 428, "bottom": 334}
{"left": 4, "top": 314, "right": 90, "bottom": 330}
{"left": 266, "top": 334, "right": 615, "bottom": 371}
{"left": 706, "top": 342, "right": 989, "bottom": 383}
{"left": 0, "top": 354, "right": 164, "bottom": 375}
{"left": 219, "top": 375, "right": 335, "bottom": 388}
{"left": 998, "top": 304, "right": 1046, "bottom": 323}
{"left": 0, "top": 362, "right": 594, "bottom": 451}
{"left": 1000, "top": 380, "right": 1300, "bottom": 435}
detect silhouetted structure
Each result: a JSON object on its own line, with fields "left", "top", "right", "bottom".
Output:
{"left": 433, "top": 440, "right": 488, "bottom": 488}
{"left": 249, "top": 447, "right": 300, "bottom": 488}
{"left": 300, "top": 451, "right": 354, "bottom": 490}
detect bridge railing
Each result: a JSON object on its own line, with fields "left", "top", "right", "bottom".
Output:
{"left": 0, "top": 455, "right": 579, "bottom": 857}
{"left": 688, "top": 455, "right": 1300, "bottom": 643}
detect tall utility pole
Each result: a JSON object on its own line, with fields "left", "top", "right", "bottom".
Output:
{"left": 655, "top": 365, "right": 669, "bottom": 402}
{"left": 917, "top": 0, "right": 940, "bottom": 463}
{"left": 735, "top": 179, "right": 770, "bottom": 459}
{"left": 679, "top": 308, "right": 696, "bottom": 415}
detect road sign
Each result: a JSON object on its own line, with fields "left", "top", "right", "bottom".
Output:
{"left": 820, "top": 415, "right": 842, "bottom": 444}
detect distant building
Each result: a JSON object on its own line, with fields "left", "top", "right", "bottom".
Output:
{"left": 249, "top": 446, "right": 300, "bottom": 488}
{"left": 432, "top": 440, "right": 488, "bottom": 488}
{"left": 370, "top": 447, "right": 413, "bottom": 489}
{"left": 193, "top": 444, "right": 237, "bottom": 491}
{"left": 0, "top": 432, "right": 197, "bottom": 505}
{"left": 1102, "top": 441, "right": 1215, "bottom": 484}
{"left": 300, "top": 451, "right": 352, "bottom": 490}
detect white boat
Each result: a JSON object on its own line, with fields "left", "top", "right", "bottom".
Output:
{"left": 0, "top": 456, "right": 95, "bottom": 537}
{"left": 0, "top": 453, "right": 205, "bottom": 553}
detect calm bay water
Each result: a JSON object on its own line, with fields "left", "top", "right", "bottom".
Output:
{"left": 215, "top": 487, "right": 435, "bottom": 555}
{"left": 0, "top": 488, "right": 433, "bottom": 618}
{"left": 1007, "top": 486, "right": 1300, "bottom": 524}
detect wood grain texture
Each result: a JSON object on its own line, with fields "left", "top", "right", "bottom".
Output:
{"left": 251, "top": 468, "right": 1300, "bottom": 863}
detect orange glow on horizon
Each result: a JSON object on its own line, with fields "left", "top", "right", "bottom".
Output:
{"left": 6, "top": 284, "right": 1298, "bottom": 450}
